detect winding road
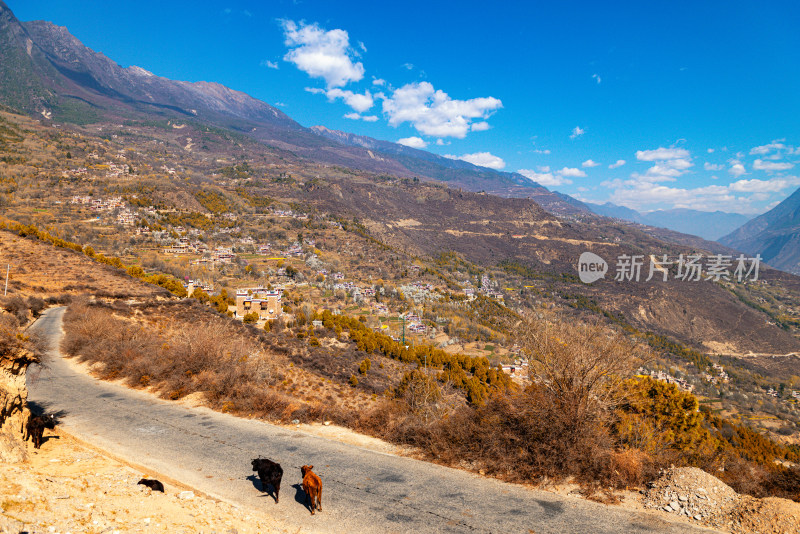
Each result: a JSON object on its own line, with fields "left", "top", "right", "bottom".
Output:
{"left": 27, "top": 307, "right": 715, "bottom": 533}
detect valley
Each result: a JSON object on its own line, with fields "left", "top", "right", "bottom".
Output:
{"left": 1, "top": 1, "right": 800, "bottom": 530}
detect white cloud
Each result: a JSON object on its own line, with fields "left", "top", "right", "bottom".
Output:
{"left": 635, "top": 147, "right": 690, "bottom": 161}
{"left": 471, "top": 121, "right": 490, "bottom": 132}
{"left": 435, "top": 139, "right": 450, "bottom": 146}
{"left": 750, "top": 140, "right": 786, "bottom": 155}
{"left": 707, "top": 148, "right": 715, "bottom": 153}
{"left": 260, "top": 60, "right": 279, "bottom": 69}
{"left": 282, "top": 20, "right": 364, "bottom": 88}
{"left": 729, "top": 176, "right": 800, "bottom": 193}
{"left": 592, "top": 74, "right": 601, "bottom": 84}
{"left": 344, "top": 113, "right": 379, "bottom": 122}
{"left": 728, "top": 162, "right": 747, "bottom": 177}
{"left": 533, "top": 148, "right": 551, "bottom": 154}
{"left": 397, "top": 136, "right": 427, "bottom": 148}
{"left": 704, "top": 162, "right": 724, "bottom": 171}
{"left": 608, "top": 159, "right": 626, "bottom": 169}
{"left": 403, "top": 63, "right": 414, "bottom": 70}
{"left": 631, "top": 147, "right": 693, "bottom": 183}
{"left": 325, "top": 88, "right": 373, "bottom": 112}
{"left": 518, "top": 169, "right": 572, "bottom": 187}
{"left": 582, "top": 159, "right": 599, "bottom": 168}
{"left": 570, "top": 126, "right": 585, "bottom": 139}
{"left": 537, "top": 166, "right": 550, "bottom": 172}
{"left": 753, "top": 159, "right": 794, "bottom": 172}
{"left": 558, "top": 167, "right": 587, "bottom": 178}
{"left": 445, "top": 152, "right": 506, "bottom": 170}
{"left": 381, "top": 81, "right": 502, "bottom": 138}
{"left": 372, "top": 78, "right": 386, "bottom": 86}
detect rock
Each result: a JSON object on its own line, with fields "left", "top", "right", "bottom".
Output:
{"left": 670, "top": 501, "right": 680, "bottom": 511}
{"left": 323, "top": 421, "right": 331, "bottom": 426}
{"left": 291, "top": 419, "right": 300, "bottom": 425}
{"left": 679, "top": 495, "right": 689, "bottom": 502}
{"left": 177, "top": 491, "right": 195, "bottom": 500}
{"left": 694, "top": 514, "right": 702, "bottom": 520}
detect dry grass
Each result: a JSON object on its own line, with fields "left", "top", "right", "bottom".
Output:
{"left": 0, "top": 229, "right": 166, "bottom": 300}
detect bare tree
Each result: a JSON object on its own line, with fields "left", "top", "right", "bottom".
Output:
{"left": 520, "top": 317, "right": 650, "bottom": 431}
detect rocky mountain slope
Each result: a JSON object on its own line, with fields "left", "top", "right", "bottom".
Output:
{"left": 720, "top": 186, "right": 800, "bottom": 275}
{"left": 0, "top": 1, "right": 589, "bottom": 214}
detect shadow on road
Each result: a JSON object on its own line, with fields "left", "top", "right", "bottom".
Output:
{"left": 246, "top": 474, "right": 279, "bottom": 503}
{"left": 292, "top": 483, "right": 313, "bottom": 514}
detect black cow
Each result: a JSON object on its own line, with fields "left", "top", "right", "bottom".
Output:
{"left": 137, "top": 478, "right": 165, "bottom": 492}
{"left": 251, "top": 457, "right": 283, "bottom": 503}
{"left": 25, "top": 414, "right": 56, "bottom": 449}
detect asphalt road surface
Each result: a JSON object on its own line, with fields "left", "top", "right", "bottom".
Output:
{"left": 27, "top": 307, "right": 715, "bottom": 533}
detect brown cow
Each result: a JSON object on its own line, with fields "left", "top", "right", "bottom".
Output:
{"left": 300, "top": 465, "right": 322, "bottom": 515}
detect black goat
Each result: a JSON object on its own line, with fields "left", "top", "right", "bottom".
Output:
{"left": 252, "top": 457, "right": 283, "bottom": 503}
{"left": 137, "top": 478, "right": 165, "bottom": 492}
{"left": 25, "top": 414, "right": 56, "bottom": 449}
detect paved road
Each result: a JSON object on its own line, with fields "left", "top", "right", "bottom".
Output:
{"left": 27, "top": 307, "right": 714, "bottom": 533}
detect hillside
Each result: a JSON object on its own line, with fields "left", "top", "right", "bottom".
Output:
{"left": 2, "top": 0, "right": 800, "bottom": 510}
{"left": 720, "top": 187, "right": 800, "bottom": 275}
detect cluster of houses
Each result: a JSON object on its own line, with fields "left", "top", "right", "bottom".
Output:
{"left": 702, "top": 363, "right": 730, "bottom": 385}
{"left": 639, "top": 368, "right": 695, "bottom": 392}
{"left": 70, "top": 195, "right": 125, "bottom": 211}
{"left": 116, "top": 209, "right": 137, "bottom": 226}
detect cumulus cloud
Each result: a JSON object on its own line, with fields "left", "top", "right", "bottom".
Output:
{"left": 704, "top": 162, "right": 724, "bottom": 171}
{"left": 608, "top": 159, "right": 626, "bottom": 169}
{"left": 753, "top": 159, "right": 794, "bottom": 172}
{"left": 558, "top": 167, "right": 587, "bottom": 178}
{"left": 381, "top": 82, "right": 502, "bottom": 138}
{"left": 372, "top": 78, "right": 386, "bottom": 86}
{"left": 445, "top": 152, "right": 506, "bottom": 170}
{"left": 397, "top": 136, "right": 427, "bottom": 148}
{"left": 728, "top": 162, "right": 747, "bottom": 177}
{"left": 729, "top": 176, "right": 800, "bottom": 193}
{"left": 582, "top": 159, "right": 599, "bottom": 168}
{"left": 631, "top": 147, "right": 693, "bottom": 183}
{"left": 471, "top": 121, "right": 490, "bottom": 132}
{"left": 750, "top": 140, "right": 786, "bottom": 155}
{"left": 282, "top": 20, "right": 364, "bottom": 88}
{"left": 570, "top": 126, "right": 585, "bottom": 139}
{"left": 325, "top": 88, "right": 374, "bottom": 112}
{"left": 260, "top": 60, "right": 279, "bottom": 69}
{"left": 635, "top": 147, "right": 690, "bottom": 161}
{"left": 533, "top": 148, "right": 551, "bottom": 154}
{"left": 518, "top": 169, "right": 572, "bottom": 187}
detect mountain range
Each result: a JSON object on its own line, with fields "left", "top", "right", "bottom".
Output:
{"left": 0, "top": 0, "right": 781, "bottom": 248}
{"left": 0, "top": 1, "right": 598, "bottom": 214}
{"left": 583, "top": 202, "right": 751, "bottom": 242}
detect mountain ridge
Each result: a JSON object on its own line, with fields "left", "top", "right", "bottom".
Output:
{"left": 719, "top": 186, "right": 800, "bottom": 274}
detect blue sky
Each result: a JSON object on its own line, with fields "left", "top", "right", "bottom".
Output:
{"left": 8, "top": 1, "right": 800, "bottom": 215}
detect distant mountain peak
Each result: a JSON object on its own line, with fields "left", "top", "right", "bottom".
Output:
{"left": 128, "top": 65, "right": 154, "bottom": 77}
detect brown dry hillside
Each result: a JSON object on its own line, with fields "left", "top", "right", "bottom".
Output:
{"left": 0, "top": 229, "right": 168, "bottom": 300}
